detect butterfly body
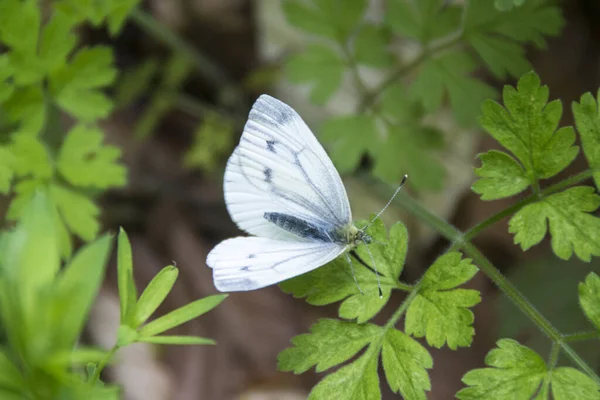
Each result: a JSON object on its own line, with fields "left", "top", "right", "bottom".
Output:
{"left": 206, "top": 95, "right": 370, "bottom": 292}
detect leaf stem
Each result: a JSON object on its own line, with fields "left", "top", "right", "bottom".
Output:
{"left": 384, "top": 285, "right": 422, "bottom": 332}
{"left": 89, "top": 345, "right": 119, "bottom": 385}
{"left": 457, "top": 169, "right": 596, "bottom": 245}
{"left": 562, "top": 331, "right": 600, "bottom": 342}
{"left": 548, "top": 341, "right": 561, "bottom": 370}
{"left": 395, "top": 281, "right": 415, "bottom": 292}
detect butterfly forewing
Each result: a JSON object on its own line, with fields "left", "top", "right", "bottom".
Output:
{"left": 224, "top": 95, "right": 352, "bottom": 241}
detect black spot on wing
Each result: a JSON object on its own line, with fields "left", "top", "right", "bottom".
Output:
{"left": 240, "top": 266, "right": 250, "bottom": 271}
{"left": 248, "top": 254, "right": 256, "bottom": 259}
{"left": 266, "top": 140, "right": 276, "bottom": 153}
{"left": 264, "top": 168, "right": 273, "bottom": 183}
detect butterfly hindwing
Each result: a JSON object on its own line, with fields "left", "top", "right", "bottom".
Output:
{"left": 206, "top": 237, "right": 346, "bottom": 291}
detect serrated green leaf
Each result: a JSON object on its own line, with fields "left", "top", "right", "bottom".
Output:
{"left": 480, "top": 71, "right": 578, "bottom": 185}
{"left": 308, "top": 350, "right": 380, "bottom": 400}
{"left": 50, "top": 46, "right": 117, "bottom": 121}
{"left": 134, "top": 266, "right": 178, "bottom": 327}
{"left": 353, "top": 24, "right": 393, "bottom": 67}
{"left": 385, "top": 0, "right": 461, "bottom": 43}
{"left": 469, "top": 34, "right": 530, "bottom": 79}
{"left": 472, "top": 150, "right": 530, "bottom": 200}
{"left": 2, "top": 86, "right": 46, "bottom": 135}
{"left": 579, "top": 272, "right": 600, "bottom": 330}
{"left": 0, "top": 0, "right": 40, "bottom": 54}
{"left": 406, "top": 252, "right": 480, "bottom": 349}
{"left": 459, "top": 339, "right": 600, "bottom": 399}
{"left": 105, "top": 0, "right": 142, "bottom": 36}
{"left": 573, "top": 90, "right": 600, "bottom": 191}
{"left": 412, "top": 52, "right": 497, "bottom": 125}
{"left": 467, "top": 1, "right": 563, "bottom": 48}
{"left": 9, "top": 135, "right": 52, "bottom": 179}
{"left": 282, "top": 0, "right": 366, "bottom": 40}
{"left": 509, "top": 186, "right": 600, "bottom": 261}
{"left": 137, "top": 335, "right": 216, "bottom": 345}
{"left": 39, "top": 9, "right": 77, "bottom": 73}
{"left": 0, "top": 146, "right": 15, "bottom": 194}
{"left": 53, "top": 234, "right": 112, "bottom": 349}
{"left": 139, "top": 294, "right": 227, "bottom": 337}
{"left": 57, "top": 125, "right": 126, "bottom": 189}
{"left": 117, "top": 228, "right": 138, "bottom": 325}
{"left": 280, "top": 220, "right": 409, "bottom": 323}
{"left": 382, "top": 328, "right": 432, "bottom": 400}
{"left": 466, "top": 1, "right": 563, "bottom": 77}
{"left": 278, "top": 319, "right": 380, "bottom": 373}
{"left": 54, "top": 0, "right": 104, "bottom": 25}
{"left": 286, "top": 44, "right": 344, "bottom": 105}
{"left": 49, "top": 183, "right": 100, "bottom": 241}
{"left": 457, "top": 339, "right": 547, "bottom": 399}
{"left": 320, "top": 114, "right": 377, "bottom": 174}
{"left": 550, "top": 367, "right": 600, "bottom": 400}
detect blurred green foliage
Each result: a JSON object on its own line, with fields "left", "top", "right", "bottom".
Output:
{"left": 281, "top": 0, "right": 563, "bottom": 190}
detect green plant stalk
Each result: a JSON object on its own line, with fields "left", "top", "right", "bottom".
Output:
{"left": 548, "top": 341, "right": 561, "bottom": 371}
{"left": 455, "top": 169, "right": 596, "bottom": 247}
{"left": 88, "top": 345, "right": 119, "bottom": 385}
{"left": 562, "top": 331, "right": 600, "bottom": 342}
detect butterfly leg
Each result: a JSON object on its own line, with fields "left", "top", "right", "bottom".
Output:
{"left": 345, "top": 253, "right": 364, "bottom": 295}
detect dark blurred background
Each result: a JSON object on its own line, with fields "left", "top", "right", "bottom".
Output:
{"left": 82, "top": 0, "right": 600, "bottom": 398}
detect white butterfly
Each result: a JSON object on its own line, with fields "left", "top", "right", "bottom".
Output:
{"left": 206, "top": 95, "right": 406, "bottom": 293}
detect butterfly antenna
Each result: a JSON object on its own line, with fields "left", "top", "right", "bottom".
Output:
{"left": 345, "top": 253, "right": 364, "bottom": 295}
{"left": 362, "top": 240, "right": 383, "bottom": 298}
{"left": 365, "top": 174, "right": 408, "bottom": 230}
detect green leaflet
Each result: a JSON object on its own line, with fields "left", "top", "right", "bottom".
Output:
{"left": 405, "top": 252, "right": 481, "bottom": 349}
{"left": 573, "top": 89, "right": 600, "bottom": 191}
{"left": 579, "top": 272, "right": 600, "bottom": 330}
{"left": 285, "top": 44, "right": 345, "bottom": 105}
{"left": 458, "top": 339, "right": 600, "bottom": 400}
{"left": 509, "top": 187, "right": 600, "bottom": 261}
{"left": 472, "top": 150, "right": 530, "bottom": 200}
{"left": 279, "top": 319, "right": 432, "bottom": 400}
{"left": 478, "top": 71, "right": 578, "bottom": 190}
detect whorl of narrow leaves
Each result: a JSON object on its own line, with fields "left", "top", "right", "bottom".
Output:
{"left": 457, "top": 339, "right": 600, "bottom": 399}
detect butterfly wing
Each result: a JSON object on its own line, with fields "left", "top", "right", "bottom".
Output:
{"left": 224, "top": 95, "right": 352, "bottom": 241}
{"left": 206, "top": 237, "right": 346, "bottom": 291}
